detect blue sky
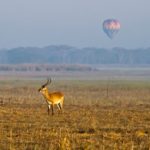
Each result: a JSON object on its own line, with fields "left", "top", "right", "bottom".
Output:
{"left": 0, "top": 0, "right": 149, "bottom": 49}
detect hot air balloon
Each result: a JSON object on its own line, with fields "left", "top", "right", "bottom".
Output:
{"left": 103, "top": 19, "right": 120, "bottom": 39}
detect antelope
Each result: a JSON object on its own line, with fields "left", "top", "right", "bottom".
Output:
{"left": 38, "top": 78, "right": 64, "bottom": 115}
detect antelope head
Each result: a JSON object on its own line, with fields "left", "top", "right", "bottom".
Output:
{"left": 38, "top": 78, "right": 51, "bottom": 94}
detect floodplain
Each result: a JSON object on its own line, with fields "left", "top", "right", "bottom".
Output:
{"left": 0, "top": 69, "right": 150, "bottom": 149}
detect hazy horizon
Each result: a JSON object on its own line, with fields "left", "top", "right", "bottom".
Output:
{"left": 0, "top": 0, "right": 149, "bottom": 49}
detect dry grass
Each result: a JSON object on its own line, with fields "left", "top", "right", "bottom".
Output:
{"left": 0, "top": 79, "right": 150, "bottom": 149}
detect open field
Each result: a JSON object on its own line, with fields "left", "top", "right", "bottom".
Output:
{"left": 1, "top": 77, "right": 150, "bottom": 149}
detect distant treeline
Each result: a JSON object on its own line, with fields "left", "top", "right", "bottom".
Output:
{"left": 0, "top": 45, "right": 150, "bottom": 65}
{"left": 0, "top": 64, "right": 95, "bottom": 72}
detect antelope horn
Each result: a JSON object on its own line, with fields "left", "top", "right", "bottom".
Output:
{"left": 42, "top": 77, "right": 51, "bottom": 87}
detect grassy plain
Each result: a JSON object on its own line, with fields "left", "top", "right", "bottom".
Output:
{"left": 0, "top": 76, "right": 150, "bottom": 149}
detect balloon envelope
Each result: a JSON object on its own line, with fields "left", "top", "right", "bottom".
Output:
{"left": 103, "top": 19, "right": 120, "bottom": 39}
